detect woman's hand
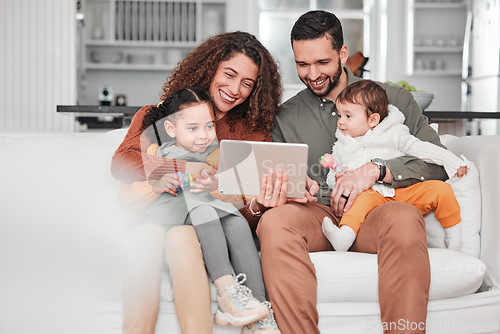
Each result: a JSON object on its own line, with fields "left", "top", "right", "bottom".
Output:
{"left": 288, "top": 175, "right": 319, "bottom": 204}
{"left": 250, "top": 171, "right": 319, "bottom": 215}
{"left": 250, "top": 170, "right": 288, "bottom": 214}
{"left": 152, "top": 173, "right": 182, "bottom": 196}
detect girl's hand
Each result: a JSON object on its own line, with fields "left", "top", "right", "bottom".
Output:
{"left": 185, "top": 162, "right": 218, "bottom": 193}
{"left": 152, "top": 173, "right": 182, "bottom": 196}
{"left": 189, "top": 171, "right": 219, "bottom": 193}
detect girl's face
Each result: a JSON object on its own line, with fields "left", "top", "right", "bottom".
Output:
{"left": 209, "top": 52, "right": 259, "bottom": 120}
{"left": 164, "top": 103, "right": 216, "bottom": 153}
{"left": 336, "top": 101, "right": 379, "bottom": 138}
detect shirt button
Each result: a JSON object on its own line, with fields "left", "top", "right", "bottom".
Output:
{"left": 322, "top": 98, "right": 327, "bottom": 103}
{"left": 420, "top": 176, "right": 425, "bottom": 180}
{"left": 331, "top": 111, "right": 336, "bottom": 116}
{"left": 320, "top": 103, "right": 324, "bottom": 107}
{"left": 398, "top": 175, "right": 403, "bottom": 180}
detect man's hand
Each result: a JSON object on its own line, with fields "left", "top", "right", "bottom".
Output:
{"left": 330, "top": 162, "right": 380, "bottom": 216}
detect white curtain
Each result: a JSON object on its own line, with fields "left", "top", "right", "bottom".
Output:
{"left": 0, "top": 0, "right": 76, "bottom": 132}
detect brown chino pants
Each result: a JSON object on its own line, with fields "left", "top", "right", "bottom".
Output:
{"left": 256, "top": 201, "right": 430, "bottom": 334}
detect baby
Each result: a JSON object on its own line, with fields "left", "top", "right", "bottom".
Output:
{"left": 321, "top": 80, "right": 467, "bottom": 252}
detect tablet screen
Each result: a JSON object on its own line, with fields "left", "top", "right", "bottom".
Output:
{"left": 218, "top": 140, "right": 309, "bottom": 198}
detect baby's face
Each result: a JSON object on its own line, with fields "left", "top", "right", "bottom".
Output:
{"left": 336, "top": 101, "right": 372, "bottom": 138}
{"left": 167, "top": 103, "right": 216, "bottom": 153}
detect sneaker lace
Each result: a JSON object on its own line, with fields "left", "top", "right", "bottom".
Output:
{"left": 230, "top": 273, "right": 255, "bottom": 305}
{"left": 257, "top": 301, "right": 278, "bottom": 328}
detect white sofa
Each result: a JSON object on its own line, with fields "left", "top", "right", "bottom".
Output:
{"left": 1, "top": 129, "right": 499, "bottom": 334}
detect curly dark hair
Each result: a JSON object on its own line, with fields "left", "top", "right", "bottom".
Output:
{"left": 336, "top": 80, "right": 389, "bottom": 120}
{"left": 159, "top": 31, "right": 282, "bottom": 134}
{"left": 291, "top": 10, "right": 344, "bottom": 51}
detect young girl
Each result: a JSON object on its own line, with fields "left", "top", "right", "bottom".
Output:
{"left": 141, "top": 87, "right": 273, "bottom": 328}
{"left": 321, "top": 80, "right": 468, "bottom": 252}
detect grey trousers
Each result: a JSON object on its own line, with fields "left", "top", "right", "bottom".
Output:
{"left": 186, "top": 205, "right": 266, "bottom": 302}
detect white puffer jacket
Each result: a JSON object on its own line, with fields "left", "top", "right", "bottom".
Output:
{"left": 326, "top": 105, "right": 466, "bottom": 197}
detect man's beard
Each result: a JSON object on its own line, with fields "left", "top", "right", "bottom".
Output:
{"left": 304, "top": 59, "right": 343, "bottom": 98}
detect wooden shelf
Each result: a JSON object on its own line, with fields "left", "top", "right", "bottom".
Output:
{"left": 414, "top": 46, "right": 463, "bottom": 53}
{"left": 412, "top": 69, "right": 462, "bottom": 76}
{"left": 414, "top": 1, "right": 467, "bottom": 9}
{"left": 85, "top": 40, "right": 198, "bottom": 48}
{"left": 85, "top": 63, "right": 177, "bottom": 71}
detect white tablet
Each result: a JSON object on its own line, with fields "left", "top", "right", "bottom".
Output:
{"left": 218, "top": 140, "right": 309, "bottom": 198}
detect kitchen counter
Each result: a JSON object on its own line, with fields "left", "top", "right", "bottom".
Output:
{"left": 57, "top": 105, "right": 142, "bottom": 116}
{"left": 57, "top": 106, "right": 500, "bottom": 135}
{"left": 423, "top": 111, "right": 500, "bottom": 122}
{"left": 58, "top": 105, "right": 500, "bottom": 119}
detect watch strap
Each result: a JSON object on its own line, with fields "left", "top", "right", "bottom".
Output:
{"left": 377, "top": 164, "right": 386, "bottom": 183}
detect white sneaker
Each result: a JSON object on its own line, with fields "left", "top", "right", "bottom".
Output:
{"left": 241, "top": 301, "right": 280, "bottom": 334}
{"left": 214, "top": 273, "right": 270, "bottom": 327}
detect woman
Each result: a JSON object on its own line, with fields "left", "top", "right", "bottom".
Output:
{"left": 111, "top": 31, "right": 282, "bottom": 334}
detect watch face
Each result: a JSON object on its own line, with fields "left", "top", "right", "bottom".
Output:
{"left": 372, "top": 158, "right": 386, "bottom": 166}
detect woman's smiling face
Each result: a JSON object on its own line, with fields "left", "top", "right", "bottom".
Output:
{"left": 209, "top": 52, "right": 259, "bottom": 120}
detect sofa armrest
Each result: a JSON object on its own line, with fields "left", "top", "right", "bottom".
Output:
{"left": 445, "top": 135, "right": 500, "bottom": 284}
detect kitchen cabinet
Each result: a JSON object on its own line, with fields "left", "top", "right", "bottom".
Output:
{"left": 406, "top": 0, "right": 468, "bottom": 76}
{"left": 81, "top": 0, "right": 226, "bottom": 72}
{"left": 78, "top": 0, "right": 226, "bottom": 106}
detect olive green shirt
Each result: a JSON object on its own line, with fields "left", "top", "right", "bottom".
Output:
{"left": 273, "top": 68, "right": 447, "bottom": 206}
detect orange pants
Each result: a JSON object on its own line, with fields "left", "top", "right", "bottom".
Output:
{"left": 342, "top": 180, "right": 461, "bottom": 235}
{"left": 257, "top": 201, "right": 430, "bottom": 334}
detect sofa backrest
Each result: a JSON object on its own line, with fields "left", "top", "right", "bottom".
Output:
{"left": 445, "top": 135, "right": 500, "bottom": 284}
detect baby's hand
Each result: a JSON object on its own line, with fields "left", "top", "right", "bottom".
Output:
{"left": 455, "top": 166, "right": 468, "bottom": 178}
{"left": 320, "top": 154, "right": 337, "bottom": 169}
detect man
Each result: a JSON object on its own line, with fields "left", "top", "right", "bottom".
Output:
{"left": 256, "top": 10, "right": 448, "bottom": 334}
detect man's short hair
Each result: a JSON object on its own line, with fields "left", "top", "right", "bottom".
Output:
{"left": 291, "top": 10, "right": 344, "bottom": 51}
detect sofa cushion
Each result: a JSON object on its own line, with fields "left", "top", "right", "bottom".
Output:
{"left": 424, "top": 135, "right": 482, "bottom": 258}
{"left": 313, "top": 248, "right": 486, "bottom": 302}
{"left": 159, "top": 248, "right": 486, "bottom": 303}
